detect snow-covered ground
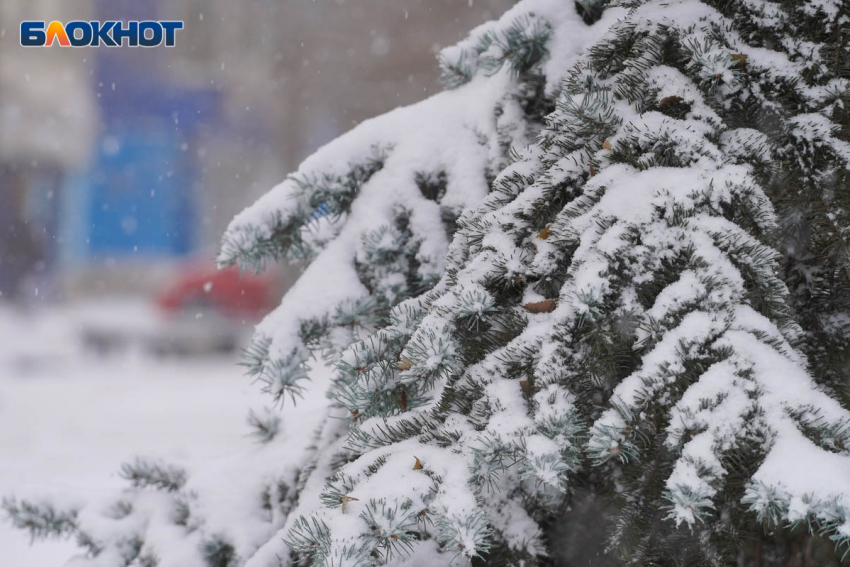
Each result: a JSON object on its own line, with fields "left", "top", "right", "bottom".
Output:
{"left": 0, "top": 304, "right": 282, "bottom": 566}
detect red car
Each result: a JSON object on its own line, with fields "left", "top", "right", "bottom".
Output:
{"left": 156, "top": 262, "right": 279, "bottom": 323}
{"left": 81, "top": 261, "right": 291, "bottom": 356}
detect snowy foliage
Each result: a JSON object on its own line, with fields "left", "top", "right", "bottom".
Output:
{"left": 284, "top": 0, "right": 850, "bottom": 564}
{"left": 216, "top": 0, "right": 575, "bottom": 407}
{"left": 6, "top": 0, "right": 850, "bottom": 565}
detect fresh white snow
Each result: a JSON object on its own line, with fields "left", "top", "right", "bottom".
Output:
{"left": 0, "top": 304, "right": 325, "bottom": 567}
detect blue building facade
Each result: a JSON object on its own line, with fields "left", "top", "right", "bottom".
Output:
{"left": 62, "top": 0, "right": 219, "bottom": 263}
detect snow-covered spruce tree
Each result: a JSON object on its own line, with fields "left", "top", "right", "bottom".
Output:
{"left": 2, "top": 4, "right": 613, "bottom": 567}
{"left": 283, "top": 0, "right": 850, "bottom": 566}
{"left": 753, "top": 0, "right": 850, "bottom": 411}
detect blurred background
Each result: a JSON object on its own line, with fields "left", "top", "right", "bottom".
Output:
{"left": 0, "top": 1, "right": 512, "bottom": 565}
{"left": 1, "top": 0, "right": 512, "bottom": 316}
